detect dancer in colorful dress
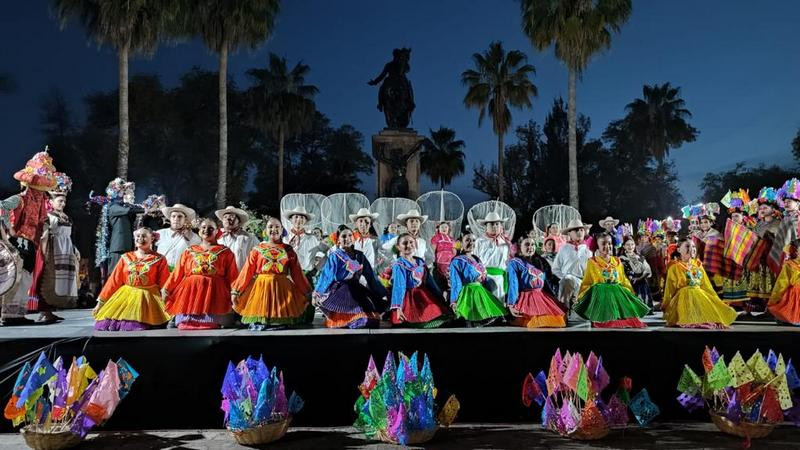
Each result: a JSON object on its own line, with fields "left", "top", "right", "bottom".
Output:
{"left": 0, "top": 198, "right": 33, "bottom": 326}
{"left": 768, "top": 244, "right": 800, "bottom": 325}
{"left": 94, "top": 227, "right": 171, "bottom": 330}
{"left": 232, "top": 217, "right": 311, "bottom": 330}
{"left": 473, "top": 211, "right": 514, "bottom": 300}
{"left": 662, "top": 237, "right": 737, "bottom": 329}
{"left": 156, "top": 203, "right": 200, "bottom": 270}
{"left": 507, "top": 237, "right": 566, "bottom": 328}
{"left": 718, "top": 189, "right": 752, "bottom": 309}
{"left": 747, "top": 187, "right": 783, "bottom": 314}
{"left": 449, "top": 233, "right": 507, "bottom": 326}
{"left": 313, "top": 225, "right": 387, "bottom": 328}
{"left": 163, "top": 218, "right": 238, "bottom": 330}
{"left": 619, "top": 236, "right": 653, "bottom": 310}
{"left": 574, "top": 233, "right": 649, "bottom": 328}
{"left": 389, "top": 233, "right": 451, "bottom": 328}
{"left": 552, "top": 219, "right": 593, "bottom": 313}
{"left": 430, "top": 221, "right": 456, "bottom": 286}
{"left": 217, "top": 205, "right": 259, "bottom": 271}
{"left": 283, "top": 206, "right": 320, "bottom": 272}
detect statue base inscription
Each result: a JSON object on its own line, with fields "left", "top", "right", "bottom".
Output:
{"left": 372, "top": 129, "right": 423, "bottom": 199}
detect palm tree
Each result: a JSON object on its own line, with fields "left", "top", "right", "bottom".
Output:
{"left": 421, "top": 127, "right": 466, "bottom": 190}
{"left": 625, "top": 83, "right": 698, "bottom": 161}
{"left": 53, "top": 0, "right": 174, "bottom": 179}
{"left": 248, "top": 53, "right": 319, "bottom": 202}
{"left": 188, "top": 0, "right": 280, "bottom": 208}
{"left": 462, "top": 41, "right": 537, "bottom": 200}
{"left": 521, "top": 0, "right": 632, "bottom": 209}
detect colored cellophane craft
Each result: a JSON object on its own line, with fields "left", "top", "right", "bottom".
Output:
{"left": 3, "top": 352, "right": 138, "bottom": 449}
{"left": 522, "top": 349, "right": 660, "bottom": 440}
{"left": 676, "top": 347, "right": 800, "bottom": 442}
{"left": 220, "top": 355, "right": 303, "bottom": 445}
{"left": 354, "top": 351, "right": 460, "bottom": 445}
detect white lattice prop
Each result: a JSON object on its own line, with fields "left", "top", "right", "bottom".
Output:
{"left": 279, "top": 193, "right": 325, "bottom": 231}
{"left": 370, "top": 197, "right": 419, "bottom": 236}
{"left": 467, "top": 200, "right": 517, "bottom": 238}
{"left": 531, "top": 204, "right": 582, "bottom": 240}
{"left": 416, "top": 190, "right": 464, "bottom": 240}
{"left": 320, "top": 193, "right": 370, "bottom": 233}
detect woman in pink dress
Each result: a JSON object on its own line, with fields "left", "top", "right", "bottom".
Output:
{"left": 430, "top": 221, "right": 456, "bottom": 287}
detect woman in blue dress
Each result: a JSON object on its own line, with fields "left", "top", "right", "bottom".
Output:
{"left": 449, "top": 233, "right": 507, "bottom": 326}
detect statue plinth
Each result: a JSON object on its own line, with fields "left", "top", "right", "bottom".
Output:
{"left": 372, "top": 129, "right": 423, "bottom": 199}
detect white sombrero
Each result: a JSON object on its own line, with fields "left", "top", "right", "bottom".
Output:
{"left": 348, "top": 207, "right": 379, "bottom": 222}
{"left": 396, "top": 209, "right": 428, "bottom": 225}
{"left": 282, "top": 205, "right": 315, "bottom": 221}
{"left": 161, "top": 203, "right": 196, "bottom": 222}
{"left": 598, "top": 216, "right": 620, "bottom": 228}
{"left": 563, "top": 219, "right": 592, "bottom": 234}
{"left": 215, "top": 206, "right": 249, "bottom": 224}
{"left": 477, "top": 211, "right": 508, "bottom": 225}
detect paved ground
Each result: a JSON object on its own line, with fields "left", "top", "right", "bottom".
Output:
{"left": 2, "top": 423, "right": 799, "bottom": 449}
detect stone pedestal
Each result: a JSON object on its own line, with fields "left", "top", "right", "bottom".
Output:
{"left": 372, "top": 129, "right": 423, "bottom": 198}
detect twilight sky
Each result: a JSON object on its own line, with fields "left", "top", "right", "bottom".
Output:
{"left": 1, "top": 0, "right": 799, "bottom": 208}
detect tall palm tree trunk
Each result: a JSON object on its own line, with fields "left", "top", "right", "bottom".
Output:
{"left": 117, "top": 44, "right": 130, "bottom": 179}
{"left": 217, "top": 44, "right": 229, "bottom": 209}
{"left": 567, "top": 68, "right": 579, "bottom": 209}
{"left": 497, "top": 132, "right": 505, "bottom": 200}
{"left": 278, "top": 126, "right": 285, "bottom": 202}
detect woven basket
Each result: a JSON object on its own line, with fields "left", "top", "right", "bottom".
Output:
{"left": 710, "top": 412, "right": 775, "bottom": 439}
{"left": 568, "top": 425, "right": 610, "bottom": 441}
{"left": 378, "top": 426, "right": 438, "bottom": 445}
{"left": 229, "top": 417, "right": 291, "bottom": 445}
{"left": 20, "top": 428, "right": 83, "bottom": 450}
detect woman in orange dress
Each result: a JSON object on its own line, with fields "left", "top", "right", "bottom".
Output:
{"left": 768, "top": 244, "right": 800, "bottom": 325}
{"left": 163, "top": 218, "right": 238, "bottom": 330}
{"left": 93, "top": 227, "right": 171, "bottom": 330}
{"left": 231, "top": 217, "right": 311, "bottom": 330}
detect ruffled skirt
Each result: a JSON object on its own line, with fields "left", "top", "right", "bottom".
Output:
{"left": 453, "top": 282, "right": 506, "bottom": 322}
{"left": 510, "top": 289, "right": 566, "bottom": 328}
{"left": 234, "top": 273, "right": 309, "bottom": 326}
{"left": 574, "top": 283, "right": 649, "bottom": 328}
{"left": 390, "top": 287, "right": 451, "bottom": 328}
{"left": 769, "top": 285, "right": 800, "bottom": 325}
{"left": 318, "top": 280, "right": 384, "bottom": 328}
{"left": 94, "top": 285, "right": 170, "bottom": 331}
{"left": 166, "top": 274, "right": 232, "bottom": 329}
{"left": 663, "top": 286, "right": 737, "bottom": 329}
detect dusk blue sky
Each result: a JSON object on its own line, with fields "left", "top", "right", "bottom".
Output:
{"left": 1, "top": 0, "right": 799, "bottom": 209}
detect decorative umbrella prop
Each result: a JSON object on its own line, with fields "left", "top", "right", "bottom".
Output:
{"left": 522, "top": 348, "right": 660, "bottom": 440}
{"left": 221, "top": 355, "right": 303, "bottom": 446}
{"left": 320, "top": 193, "right": 370, "bottom": 233}
{"left": 354, "top": 351, "right": 459, "bottom": 445}
{"left": 280, "top": 193, "right": 325, "bottom": 232}
{"left": 416, "top": 190, "right": 465, "bottom": 240}
{"left": 531, "top": 204, "right": 581, "bottom": 242}
{"left": 3, "top": 352, "right": 138, "bottom": 450}
{"left": 467, "top": 200, "right": 517, "bottom": 239}
{"left": 370, "top": 197, "right": 418, "bottom": 238}
{"left": 676, "top": 347, "right": 800, "bottom": 446}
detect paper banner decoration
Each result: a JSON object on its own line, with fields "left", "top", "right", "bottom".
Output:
{"left": 677, "top": 393, "right": 704, "bottom": 413}
{"left": 677, "top": 365, "right": 702, "bottom": 395}
{"left": 727, "top": 352, "right": 754, "bottom": 388}
{"left": 629, "top": 389, "right": 660, "bottom": 426}
{"left": 706, "top": 357, "right": 732, "bottom": 391}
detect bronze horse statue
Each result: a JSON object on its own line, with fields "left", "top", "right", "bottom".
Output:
{"left": 368, "top": 48, "right": 415, "bottom": 129}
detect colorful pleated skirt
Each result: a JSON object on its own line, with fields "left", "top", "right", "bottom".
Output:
{"left": 390, "top": 287, "right": 451, "bottom": 328}
{"left": 509, "top": 289, "right": 566, "bottom": 328}
{"left": 94, "top": 285, "right": 170, "bottom": 331}
{"left": 453, "top": 282, "right": 507, "bottom": 323}
{"left": 166, "top": 274, "right": 232, "bottom": 329}
{"left": 769, "top": 285, "right": 800, "bottom": 325}
{"left": 234, "top": 273, "right": 309, "bottom": 326}
{"left": 574, "top": 283, "right": 649, "bottom": 328}
{"left": 663, "top": 286, "right": 737, "bottom": 329}
{"left": 318, "top": 280, "right": 384, "bottom": 328}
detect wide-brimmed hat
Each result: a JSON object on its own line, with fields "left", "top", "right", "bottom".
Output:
{"left": 598, "top": 216, "right": 620, "bottom": 228}
{"left": 215, "top": 206, "right": 249, "bottom": 224}
{"left": 477, "top": 211, "right": 508, "bottom": 225}
{"left": 396, "top": 209, "right": 428, "bottom": 225}
{"left": 282, "top": 205, "right": 315, "bottom": 221}
{"left": 563, "top": 219, "right": 591, "bottom": 234}
{"left": 349, "top": 207, "right": 379, "bottom": 222}
{"left": 161, "top": 203, "right": 196, "bottom": 222}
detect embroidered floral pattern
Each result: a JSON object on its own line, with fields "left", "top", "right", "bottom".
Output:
{"left": 124, "top": 253, "right": 162, "bottom": 286}
{"left": 189, "top": 248, "right": 220, "bottom": 275}
{"left": 682, "top": 261, "right": 704, "bottom": 286}
{"left": 595, "top": 257, "right": 620, "bottom": 284}
{"left": 257, "top": 245, "right": 289, "bottom": 274}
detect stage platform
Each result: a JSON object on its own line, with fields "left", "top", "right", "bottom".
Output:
{"left": 1, "top": 310, "right": 799, "bottom": 432}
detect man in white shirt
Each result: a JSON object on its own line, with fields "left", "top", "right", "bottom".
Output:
{"left": 282, "top": 206, "right": 319, "bottom": 272}
{"left": 552, "top": 219, "right": 593, "bottom": 314}
{"left": 156, "top": 204, "right": 201, "bottom": 270}
{"left": 349, "top": 208, "right": 380, "bottom": 268}
{"left": 382, "top": 209, "right": 431, "bottom": 264}
{"left": 473, "top": 211, "right": 513, "bottom": 300}
{"left": 216, "top": 205, "right": 260, "bottom": 270}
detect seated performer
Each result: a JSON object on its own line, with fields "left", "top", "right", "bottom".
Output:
{"left": 449, "top": 233, "right": 507, "bottom": 326}
{"left": 349, "top": 208, "right": 380, "bottom": 268}
{"left": 551, "top": 219, "right": 593, "bottom": 313}
{"left": 619, "top": 236, "right": 654, "bottom": 310}
{"left": 507, "top": 237, "right": 566, "bottom": 328}
{"left": 216, "top": 205, "right": 259, "bottom": 271}
{"left": 283, "top": 206, "right": 319, "bottom": 272}
{"left": 389, "top": 233, "right": 451, "bottom": 328}
{"left": 543, "top": 223, "right": 566, "bottom": 252}
{"left": 574, "top": 233, "right": 649, "bottom": 328}
{"left": 586, "top": 216, "right": 620, "bottom": 251}
{"left": 313, "top": 225, "right": 387, "bottom": 328}
{"left": 474, "top": 211, "right": 514, "bottom": 300}
{"left": 156, "top": 203, "right": 200, "bottom": 270}
{"left": 382, "top": 209, "right": 430, "bottom": 263}
{"left": 431, "top": 221, "right": 456, "bottom": 286}
{"left": 93, "top": 227, "right": 170, "bottom": 331}
{"left": 163, "top": 218, "right": 238, "bottom": 330}
{"left": 232, "top": 217, "right": 311, "bottom": 330}
{"left": 662, "top": 237, "right": 737, "bottom": 329}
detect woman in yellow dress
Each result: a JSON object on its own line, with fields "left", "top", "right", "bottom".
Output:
{"left": 662, "top": 237, "right": 737, "bottom": 329}
{"left": 231, "top": 217, "right": 311, "bottom": 330}
{"left": 93, "top": 227, "right": 171, "bottom": 330}
{"left": 574, "top": 233, "right": 649, "bottom": 328}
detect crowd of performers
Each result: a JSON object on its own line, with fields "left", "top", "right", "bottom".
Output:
{"left": 3, "top": 149, "right": 800, "bottom": 331}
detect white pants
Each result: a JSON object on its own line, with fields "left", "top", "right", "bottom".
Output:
{"left": 558, "top": 275, "right": 582, "bottom": 312}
